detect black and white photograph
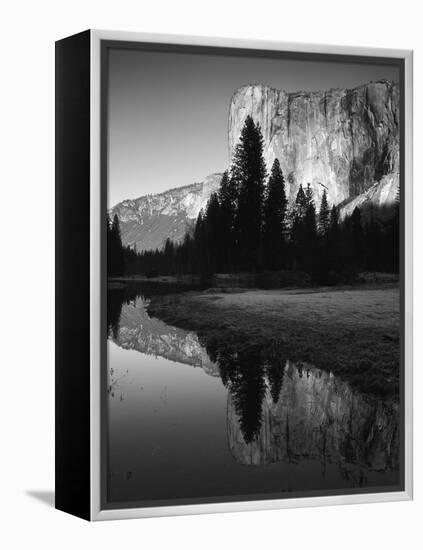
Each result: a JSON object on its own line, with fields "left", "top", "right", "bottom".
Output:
{"left": 104, "top": 41, "right": 404, "bottom": 508}
{"left": 2, "top": 0, "right": 421, "bottom": 543}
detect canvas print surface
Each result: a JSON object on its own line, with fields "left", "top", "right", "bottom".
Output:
{"left": 104, "top": 44, "right": 402, "bottom": 508}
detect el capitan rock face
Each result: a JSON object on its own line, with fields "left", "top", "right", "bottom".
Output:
{"left": 229, "top": 81, "right": 400, "bottom": 211}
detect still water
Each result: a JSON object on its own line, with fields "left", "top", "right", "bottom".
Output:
{"left": 106, "top": 284, "right": 400, "bottom": 506}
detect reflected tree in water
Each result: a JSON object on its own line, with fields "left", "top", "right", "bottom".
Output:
{"left": 208, "top": 339, "right": 286, "bottom": 444}
{"left": 263, "top": 341, "right": 286, "bottom": 404}
{"left": 107, "top": 290, "right": 124, "bottom": 339}
{"left": 107, "top": 286, "right": 142, "bottom": 339}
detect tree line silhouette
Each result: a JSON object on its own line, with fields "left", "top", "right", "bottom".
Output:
{"left": 108, "top": 115, "right": 400, "bottom": 284}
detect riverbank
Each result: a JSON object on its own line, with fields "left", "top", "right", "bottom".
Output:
{"left": 148, "top": 285, "right": 400, "bottom": 396}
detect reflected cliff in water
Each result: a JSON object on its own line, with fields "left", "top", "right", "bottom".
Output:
{"left": 206, "top": 338, "right": 399, "bottom": 474}
{"left": 107, "top": 285, "right": 399, "bottom": 492}
{"left": 227, "top": 362, "right": 399, "bottom": 475}
{"left": 108, "top": 284, "right": 219, "bottom": 376}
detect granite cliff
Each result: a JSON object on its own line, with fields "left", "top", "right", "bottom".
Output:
{"left": 229, "top": 81, "right": 399, "bottom": 214}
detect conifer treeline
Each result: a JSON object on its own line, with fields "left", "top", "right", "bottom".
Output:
{"left": 107, "top": 214, "right": 125, "bottom": 277}
{"left": 108, "top": 115, "right": 400, "bottom": 283}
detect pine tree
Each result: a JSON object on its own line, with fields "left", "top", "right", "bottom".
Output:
{"left": 350, "top": 207, "right": 364, "bottom": 273}
{"left": 304, "top": 192, "right": 317, "bottom": 238}
{"left": 329, "top": 205, "right": 339, "bottom": 235}
{"left": 107, "top": 214, "right": 125, "bottom": 277}
{"left": 318, "top": 189, "right": 330, "bottom": 235}
{"left": 218, "top": 171, "right": 237, "bottom": 271}
{"left": 232, "top": 116, "right": 267, "bottom": 270}
{"left": 164, "top": 238, "right": 175, "bottom": 274}
{"left": 303, "top": 190, "right": 318, "bottom": 278}
{"left": 365, "top": 207, "right": 382, "bottom": 271}
{"left": 326, "top": 205, "right": 341, "bottom": 281}
{"left": 290, "top": 184, "right": 317, "bottom": 275}
{"left": 204, "top": 192, "right": 220, "bottom": 273}
{"left": 264, "top": 343, "right": 286, "bottom": 404}
{"left": 263, "top": 158, "right": 288, "bottom": 270}
{"left": 293, "top": 184, "right": 307, "bottom": 219}
{"left": 193, "top": 210, "right": 207, "bottom": 274}
{"left": 305, "top": 183, "right": 314, "bottom": 207}
{"left": 229, "top": 347, "right": 266, "bottom": 444}
{"left": 290, "top": 184, "right": 307, "bottom": 270}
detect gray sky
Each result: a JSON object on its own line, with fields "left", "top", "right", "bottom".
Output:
{"left": 107, "top": 47, "right": 399, "bottom": 207}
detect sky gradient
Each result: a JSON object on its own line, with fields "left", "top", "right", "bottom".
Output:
{"left": 107, "top": 47, "right": 399, "bottom": 207}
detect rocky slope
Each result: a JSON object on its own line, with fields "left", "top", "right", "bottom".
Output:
{"left": 229, "top": 81, "right": 400, "bottom": 211}
{"left": 109, "top": 173, "right": 222, "bottom": 251}
{"left": 338, "top": 173, "right": 399, "bottom": 219}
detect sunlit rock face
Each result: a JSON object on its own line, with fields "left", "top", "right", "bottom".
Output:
{"left": 229, "top": 81, "right": 400, "bottom": 210}
{"left": 112, "top": 297, "right": 219, "bottom": 376}
{"left": 109, "top": 173, "right": 222, "bottom": 251}
{"left": 227, "top": 362, "right": 399, "bottom": 472}
{"left": 339, "top": 173, "right": 399, "bottom": 219}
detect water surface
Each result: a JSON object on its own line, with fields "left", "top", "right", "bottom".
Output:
{"left": 106, "top": 284, "right": 400, "bottom": 506}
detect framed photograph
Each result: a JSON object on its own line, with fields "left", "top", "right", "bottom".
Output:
{"left": 55, "top": 29, "right": 413, "bottom": 521}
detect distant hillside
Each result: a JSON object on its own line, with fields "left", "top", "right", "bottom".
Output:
{"left": 109, "top": 173, "right": 222, "bottom": 251}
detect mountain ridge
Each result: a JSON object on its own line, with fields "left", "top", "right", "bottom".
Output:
{"left": 109, "top": 173, "right": 222, "bottom": 251}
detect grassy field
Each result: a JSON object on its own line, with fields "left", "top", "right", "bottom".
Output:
{"left": 148, "top": 284, "right": 400, "bottom": 396}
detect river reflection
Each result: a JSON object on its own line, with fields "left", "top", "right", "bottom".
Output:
{"left": 106, "top": 284, "right": 400, "bottom": 505}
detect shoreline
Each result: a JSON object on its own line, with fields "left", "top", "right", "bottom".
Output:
{"left": 147, "top": 285, "right": 400, "bottom": 397}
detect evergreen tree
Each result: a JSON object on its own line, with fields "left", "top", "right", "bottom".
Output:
{"left": 304, "top": 198, "right": 317, "bottom": 238}
{"left": 326, "top": 205, "right": 341, "bottom": 281}
{"left": 290, "top": 184, "right": 317, "bottom": 275}
{"left": 204, "top": 192, "right": 220, "bottom": 273}
{"left": 264, "top": 343, "right": 286, "bottom": 404}
{"left": 217, "top": 171, "right": 236, "bottom": 271}
{"left": 290, "top": 184, "right": 307, "bottom": 269}
{"left": 305, "top": 182, "right": 314, "bottom": 207}
{"left": 164, "top": 238, "right": 175, "bottom": 274}
{"left": 350, "top": 207, "right": 364, "bottom": 273}
{"left": 293, "top": 184, "right": 307, "bottom": 219}
{"left": 107, "top": 214, "right": 125, "bottom": 277}
{"left": 318, "top": 189, "right": 330, "bottom": 235}
{"left": 223, "top": 346, "right": 267, "bottom": 444}
{"left": 303, "top": 190, "right": 318, "bottom": 277}
{"left": 232, "top": 116, "right": 267, "bottom": 270}
{"left": 263, "top": 158, "right": 288, "bottom": 270}
{"left": 193, "top": 210, "right": 207, "bottom": 274}
{"left": 365, "top": 207, "right": 382, "bottom": 271}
